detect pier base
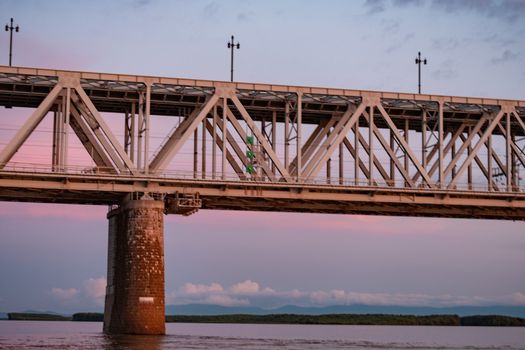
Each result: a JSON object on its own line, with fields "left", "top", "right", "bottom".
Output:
{"left": 103, "top": 196, "right": 165, "bottom": 335}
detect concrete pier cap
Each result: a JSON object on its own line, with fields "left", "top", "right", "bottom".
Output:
{"left": 104, "top": 193, "right": 166, "bottom": 335}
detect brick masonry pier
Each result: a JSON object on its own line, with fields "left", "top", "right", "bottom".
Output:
{"left": 104, "top": 196, "right": 165, "bottom": 335}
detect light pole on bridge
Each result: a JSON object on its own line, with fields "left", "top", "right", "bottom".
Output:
{"left": 227, "top": 35, "right": 240, "bottom": 82}
{"left": 414, "top": 51, "right": 427, "bottom": 94}
{"left": 5, "top": 17, "right": 20, "bottom": 67}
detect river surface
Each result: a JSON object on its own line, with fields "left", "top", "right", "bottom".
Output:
{"left": 0, "top": 321, "right": 524, "bottom": 349}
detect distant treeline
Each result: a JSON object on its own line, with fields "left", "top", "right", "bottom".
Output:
{"left": 166, "top": 314, "right": 525, "bottom": 327}
{"left": 8, "top": 313, "right": 70, "bottom": 321}
{"left": 7, "top": 312, "right": 525, "bottom": 326}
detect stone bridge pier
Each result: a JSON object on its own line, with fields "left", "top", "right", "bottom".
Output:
{"left": 103, "top": 196, "right": 166, "bottom": 335}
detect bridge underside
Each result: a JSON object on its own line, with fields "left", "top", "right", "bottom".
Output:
{"left": 1, "top": 171, "right": 524, "bottom": 220}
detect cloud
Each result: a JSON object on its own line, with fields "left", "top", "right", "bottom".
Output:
{"left": 237, "top": 11, "right": 255, "bottom": 22}
{"left": 367, "top": 0, "right": 525, "bottom": 22}
{"left": 431, "top": 0, "right": 525, "bottom": 22}
{"left": 230, "top": 280, "right": 260, "bottom": 294}
{"left": 512, "top": 292, "right": 525, "bottom": 305}
{"left": 51, "top": 287, "right": 79, "bottom": 302}
{"left": 364, "top": 0, "right": 386, "bottom": 14}
{"left": 83, "top": 277, "right": 106, "bottom": 306}
{"left": 203, "top": 1, "right": 220, "bottom": 17}
{"left": 51, "top": 277, "right": 106, "bottom": 307}
{"left": 170, "top": 279, "right": 525, "bottom": 309}
{"left": 490, "top": 49, "right": 519, "bottom": 64}
{"left": 393, "top": 0, "right": 424, "bottom": 5}
{"left": 181, "top": 282, "right": 224, "bottom": 295}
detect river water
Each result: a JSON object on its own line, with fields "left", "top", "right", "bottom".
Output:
{"left": 0, "top": 321, "right": 524, "bottom": 349}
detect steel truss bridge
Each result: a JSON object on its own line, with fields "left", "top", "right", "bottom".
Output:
{"left": 1, "top": 65, "right": 525, "bottom": 220}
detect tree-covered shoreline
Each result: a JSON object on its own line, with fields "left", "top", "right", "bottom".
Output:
{"left": 6, "top": 312, "right": 525, "bottom": 326}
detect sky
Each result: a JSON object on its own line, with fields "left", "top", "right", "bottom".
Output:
{"left": 0, "top": 0, "right": 524, "bottom": 314}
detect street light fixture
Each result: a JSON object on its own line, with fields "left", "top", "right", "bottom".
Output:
{"left": 5, "top": 17, "right": 19, "bottom": 67}
{"left": 227, "top": 35, "right": 240, "bottom": 82}
{"left": 415, "top": 51, "right": 427, "bottom": 94}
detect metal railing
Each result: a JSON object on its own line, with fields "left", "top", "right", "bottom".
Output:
{"left": 1, "top": 161, "right": 525, "bottom": 194}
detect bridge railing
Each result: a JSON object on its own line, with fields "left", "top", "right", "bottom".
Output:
{"left": 2, "top": 161, "right": 525, "bottom": 194}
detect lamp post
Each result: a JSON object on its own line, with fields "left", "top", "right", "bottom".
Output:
{"left": 227, "top": 35, "right": 240, "bottom": 82}
{"left": 5, "top": 18, "right": 19, "bottom": 67}
{"left": 414, "top": 51, "right": 427, "bottom": 94}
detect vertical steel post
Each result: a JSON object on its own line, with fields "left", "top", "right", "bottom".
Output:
{"left": 438, "top": 100, "right": 444, "bottom": 188}
{"left": 354, "top": 122, "right": 359, "bottom": 185}
{"left": 296, "top": 93, "right": 302, "bottom": 182}
{"left": 506, "top": 112, "right": 511, "bottom": 191}
{"left": 62, "top": 87, "right": 71, "bottom": 170}
{"left": 284, "top": 101, "right": 290, "bottom": 170}
{"left": 212, "top": 105, "right": 217, "bottom": 179}
{"left": 124, "top": 111, "right": 130, "bottom": 155}
{"left": 327, "top": 128, "right": 331, "bottom": 184}
{"left": 488, "top": 133, "right": 492, "bottom": 191}
{"left": 202, "top": 118, "right": 206, "bottom": 179}
{"left": 137, "top": 92, "right": 144, "bottom": 171}
{"left": 422, "top": 110, "right": 427, "bottom": 169}
{"left": 369, "top": 106, "right": 374, "bottom": 186}
{"left": 404, "top": 119, "right": 409, "bottom": 182}
{"left": 222, "top": 98, "right": 227, "bottom": 180}
{"left": 512, "top": 133, "right": 516, "bottom": 190}
{"left": 272, "top": 110, "right": 277, "bottom": 176}
{"left": 467, "top": 126, "right": 472, "bottom": 190}
{"left": 144, "top": 84, "right": 151, "bottom": 174}
{"left": 130, "top": 103, "right": 136, "bottom": 163}
{"left": 339, "top": 141, "right": 344, "bottom": 185}
{"left": 193, "top": 128, "right": 198, "bottom": 179}
{"left": 451, "top": 142, "right": 456, "bottom": 179}
{"left": 390, "top": 130, "right": 395, "bottom": 185}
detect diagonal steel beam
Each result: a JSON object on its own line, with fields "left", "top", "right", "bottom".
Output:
{"left": 354, "top": 118, "right": 391, "bottom": 184}
{"left": 303, "top": 103, "right": 365, "bottom": 180}
{"left": 149, "top": 94, "right": 220, "bottom": 172}
{"left": 416, "top": 126, "right": 465, "bottom": 182}
{"left": 496, "top": 121, "right": 525, "bottom": 173}
{"left": 70, "top": 92, "right": 127, "bottom": 172}
{"left": 69, "top": 102, "right": 116, "bottom": 171}
{"left": 370, "top": 121, "right": 414, "bottom": 187}
{"left": 342, "top": 137, "right": 374, "bottom": 184}
{"left": 458, "top": 133, "right": 500, "bottom": 191}
{"left": 230, "top": 94, "right": 292, "bottom": 182}
{"left": 289, "top": 120, "right": 337, "bottom": 176}
{"left": 204, "top": 118, "right": 246, "bottom": 180}
{"left": 0, "top": 83, "right": 63, "bottom": 168}
{"left": 224, "top": 106, "right": 274, "bottom": 180}
{"left": 443, "top": 115, "right": 490, "bottom": 179}
{"left": 448, "top": 110, "right": 505, "bottom": 189}
{"left": 377, "top": 104, "right": 435, "bottom": 187}
{"left": 74, "top": 85, "right": 137, "bottom": 174}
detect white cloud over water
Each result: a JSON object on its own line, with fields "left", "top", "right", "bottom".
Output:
{"left": 169, "top": 280, "right": 525, "bottom": 309}
{"left": 50, "top": 277, "right": 106, "bottom": 307}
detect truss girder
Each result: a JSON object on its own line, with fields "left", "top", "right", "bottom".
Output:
{"left": 0, "top": 83, "right": 63, "bottom": 167}
{"left": 1, "top": 66, "right": 525, "bottom": 220}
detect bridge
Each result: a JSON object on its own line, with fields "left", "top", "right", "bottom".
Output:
{"left": 1, "top": 65, "right": 524, "bottom": 334}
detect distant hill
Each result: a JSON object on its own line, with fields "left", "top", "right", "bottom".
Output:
{"left": 166, "top": 304, "right": 525, "bottom": 318}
